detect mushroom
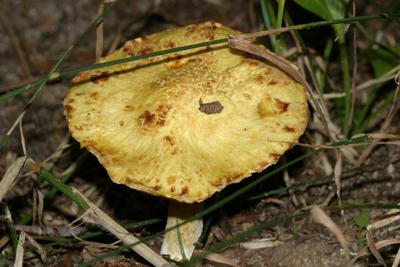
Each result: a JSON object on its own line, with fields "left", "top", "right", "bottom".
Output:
{"left": 63, "top": 21, "right": 308, "bottom": 262}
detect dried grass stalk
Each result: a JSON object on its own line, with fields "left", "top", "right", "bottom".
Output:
{"left": 366, "top": 230, "right": 387, "bottom": 267}
{"left": 0, "top": 156, "right": 26, "bottom": 202}
{"left": 350, "top": 239, "right": 400, "bottom": 266}
{"left": 13, "top": 231, "right": 26, "bottom": 267}
{"left": 392, "top": 247, "right": 400, "bottom": 267}
{"left": 72, "top": 188, "right": 169, "bottom": 267}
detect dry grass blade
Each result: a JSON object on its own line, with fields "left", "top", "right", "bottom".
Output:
{"left": 240, "top": 238, "right": 284, "bottom": 249}
{"left": 14, "top": 231, "right": 26, "bottom": 267}
{"left": 392, "top": 248, "right": 400, "bottom": 267}
{"left": 18, "top": 119, "right": 26, "bottom": 156}
{"left": 25, "top": 233, "right": 47, "bottom": 262}
{"left": 0, "top": 156, "right": 26, "bottom": 202}
{"left": 368, "top": 210, "right": 400, "bottom": 231}
{"left": 311, "top": 206, "right": 348, "bottom": 253}
{"left": 350, "top": 239, "right": 400, "bottom": 266}
{"left": 334, "top": 150, "right": 343, "bottom": 209}
{"left": 201, "top": 251, "right": 238, "bottom": 266}
{"left": 15, "top": 224, "right": 87, "bottom": 237}
{"left": 367, "top": 230, "right": 387, "bottom": 267}
{"left": 0, "top": 236, "right": 10, "bottom": 251}
{"left": 71, "top": 187, "right": 169, "bottom": 267}
{"left": 5, "top": 110, "right": 27, "bottom": 139}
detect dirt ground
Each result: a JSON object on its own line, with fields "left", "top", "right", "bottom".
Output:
{"left": 1, "top": 1, "right": 399, "bottom": 266}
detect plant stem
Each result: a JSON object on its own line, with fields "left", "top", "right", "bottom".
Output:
{"left": 275, "top": 0, "right": 286, "bottom": 53}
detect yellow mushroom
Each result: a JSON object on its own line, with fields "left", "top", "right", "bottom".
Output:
{"left": 64, "top": 21, "right": 308, "bottom": 262}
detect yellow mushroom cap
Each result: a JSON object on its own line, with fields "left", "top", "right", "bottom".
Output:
{"left": 64, "top": 21, "right": 308, "bottom": 203}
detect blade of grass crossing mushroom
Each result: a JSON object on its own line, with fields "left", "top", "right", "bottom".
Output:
{"left": 161, "top": 202, "right": 203, "bottom": 262}
{"left": 25, "top": 2, "right": 116, "bottom": 108}
{"left": 0, "top": 14, "right": 393, "bottom": 104}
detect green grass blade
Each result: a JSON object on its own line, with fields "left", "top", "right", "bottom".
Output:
{"left": 0, "top": 14, "right": 395, "bottom": 104}
{"left": 187, "top": 211, "right": 308, "bottom": 265}
{"left": 36, "top": 166, "right": 90, "bottom": 210}
{"left": 46, "top": 151, "right": 88, "bottom": 199}
{"left": 3, "top": 205, "right": 18, "bottom": 257}
{"left": 75, "top": 134, "right": 381, "bottom": 265}
{"left": 275, "top": 0, "right": 286, "bottom": 53}
{"left": 260, "top": 0, "right": 276, "bottom": 49}
{"left": 26, "top": 2, "right": 116, "bottom": 108}
{"left": 77, "top": 151, "right": 316, "bottom": 266}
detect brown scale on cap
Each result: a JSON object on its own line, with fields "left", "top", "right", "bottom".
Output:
{"left": 91, "top": 72, "right": 110, "bottom": 84}
{"left": 284, "top": 126, "right": 295, "bottom": 132}
{"left": 275, "top": 99, "right": 289, "bottom": 113}
{"left": 180, "top": 186, "right": 189, "bottom": 196}
{"left": 137, "top": 105, "right": 172, "bottom": 130}
{"left": 267, "top": 79, "right": 279, "bottom": 85}
{"left": 64, "top": 104, "right": 74, "bottom": 115}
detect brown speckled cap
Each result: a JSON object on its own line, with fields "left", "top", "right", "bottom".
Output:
{"left": 63, "top": 21, "right": 308, "bottom": 203}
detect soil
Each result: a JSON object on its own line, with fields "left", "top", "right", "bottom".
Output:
{"left": 1, "top": 1, "right": 399, "bottom": 267}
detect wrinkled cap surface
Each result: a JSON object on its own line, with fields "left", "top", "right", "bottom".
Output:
{"left": 64, "top": 21, "right": 308, "bottom": 203}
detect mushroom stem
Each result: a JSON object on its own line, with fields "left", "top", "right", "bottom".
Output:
{"left": 160, "top": 201, "right": 203, "bottom": 262}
